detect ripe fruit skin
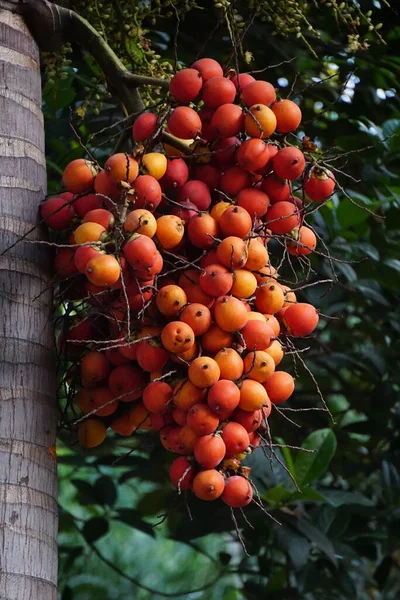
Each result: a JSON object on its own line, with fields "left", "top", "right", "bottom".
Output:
{"left": 195, "top": 164, "right": 221, "bottom": 190}
{"left": 222, "top": 475, "right": 253, "bottom": 508}
{"left": 199, "top": 264, "right": 233, "bottom": 297}
{"left": 214, "top": 348, "right": 244, "bottom": 380}
{"left": 237, "top": 188, "right": 270, "bottom": 218}
{"left": 78, "top": 387, "right": 118, "bottom": 417}
{"left": 231, "top": 73, "right": 255, "bottom": 89}
{"left": 221, "top": 421, "right": 250, "bottom": 455}
{"left": 133, "top": 175, "right": 162, "bottom": 211}
{"left": 54, "top": 248, "right": 79, "bottom": 279}
{"left": 143, "top": 381, "right": 173, "bottom": 413}
{"left": 169, "top": 456, "right": 196, "bottom": 490}
{"left": 160, "top": 158, "right": 189, "bottom": 190}
{"left": 243, "top": 350, "right": 275, "bottom": 383}
{"left": 304, "top": 169, "right": 335, "bottom": 202}
{"left": 273, "top": 147, "right": 306, "bottom": 181}
{"left": 188, "top": 213, "right": 219, "bottom": 249}
{"left": 216, "top": 237, "right": 248, "bottom": 269}
{"left": 177, "top": 180, "right": 211, "bottom": 211}
{"left": 244, "top": 104, "right": 277, "bottom": 138}
{"left": 169, "top": 68, "right": 203, "bottom": 103}
{"left": 74, "top": 222, "right": 106, "bottom": 245}
{"left": 136, "top": 340, "right": 169, "bottom": 373}
{"left": 83, "top": 208, "right": 114, "bottom": 230}
{"left": 265, "top": 339, "right": 284, "bottom": 366}
{"left": 173, "top": 380, "right": 206, "bottom": 410}
{"left": 236, "top": 138, "right": 270, "bottom": 173}
{"left": 271, "top": 99, "right": 302, "bottom": 133}
{"left": 179, "top": 303, "right": 212, "bottom": 336}
{"left": 156, "top": 215, "right": 185, "bottom": 249}
{"left": 161, "top": 321, "right": 195, "bottom": 353}
{"left": 192, "top": 469, "right": 225, "bottom": 501}
{"left": 41, "top": 197, "right": 75, "bottom": 230}
{"left": 283, "top": 303, "right": 319, "bottom": 337}
{"left": 231, "top": 269, "right": 258, "bottom": 298}
{"left": 142, "top": 152, "right": 167, "bottom": 180}
{"left": 266, "top": 201, "right": 301, "bottom": 235}
{"left": 105, "top": 153, "right": 139, "bottom": 183}
{"left": 261, "top": 175, "right": 291, "bottom": 204}
{"left": 194, "top": 435, "right": 226, "bottom": 468}
{"left": 86, "top": 254, "right": 121, "bottom": 287}
{"left": 255, "top": 282, "right": 285, "bottom": 314}
{"left": 78, "top": 419, "right": 107, "bottom": 448}
{"left": 241, "top": 320, "right": 274, "bottom": 351}
{"left": 63, "top": 159, "right": 97, "bottom": 193}
{"left": 191, "top": 57, "right": 223, "bottom": 82}
{"left": 213, "top": 136, "right": 240, "bottom": 168}
{"left": 264, "top": 371, "right": 295, "bottom": 404}
{"left": 242, "top": 80, "right": 276, "bottom": 107}
{"left": 210, "top": 103, "right": 244, "bottom": 138}
{"left": 238, "top": 378, "right": 270, "bottom": 411}
{"left": 219, "top": 205, "right": 252, "bottom": 238}
{"left": 123, "top": 209, "right": 157, "bottom": 237}
{"left": 168, "top": 106, "right": 202, "bottom": 139}
{"left": 202, "top": 77, "right": 236, "bottom": 108}
{"left": 108, "top": 365, "right": 145, "bottom": 402}
{"left": 123, "top": 234, "right": 158, "bottom": 270}
{"left": 214, "top": 296, "right": 248, "bottom": 332}
{"left": 187, "top": 403, "right": 219, "bottom": 436}
{"left": 156, "top": 284, "right": 187, "bottom": 317}
{"left": 73, "top": 193, "right": 103, "bottom": 217}
{"left": 231, "top": 408, "right": 262, "bottom": 433}
{"left": 201, "top": 324, "right": 233, "bottom": 354}
{"left": 132, "top": 112, "right": 158, "bottom": 142}
{"left": 244, "top": 238, "right": 269, "bottom": 272}
{"left": 188, "top": 356, "right": 220, "bottom": 388}
{"left": 81, "top": 351, "right": 111, "bottom": 387}
{"left": 287, "top": 226, "right": 317, "bottom": 256}
{"left": 207, "top": 380, "right": 240, "bottom": 415}
{"left": 220, "top": 166, "right": 252, "bottom": 197}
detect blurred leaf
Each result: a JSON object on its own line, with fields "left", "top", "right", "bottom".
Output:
{"left": 115, "top": 509, "right": 155, "bottom": 537}
{"left": 93, "top": 476, "right": 117, "bottom": 507}
{"left": 294, "top": 429, "right": 337, "bottom": 487}
{"left": 71, "top": 479, "right": 96, "bottom": 505}
{"left": 82, "top": 517, "right": 109, "bottom": 543}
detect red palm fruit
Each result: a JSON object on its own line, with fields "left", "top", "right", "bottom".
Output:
{"left": 197, "top": 107, "right": 215, "bottom": 141}
{"left": 194, "top": 435, "right": 226, "bottom": 469}
{"left": 214, "top": 296, "right": 248, "bottom": 332}
{"left": 244, "top": 103, "right": 277, "bottom": 138}
{"left": 195, "top": 164, "right": 221, "bottom": 189}
{"left": 179, "top": 269, "right": 214, "bottom": 307}
{"left": 199, "top": 264, "right": 233, "bottom": 297}
{"left": 105, "top": 346, "right": 131, "bottom": 366}
{"left": 93, "top": 170, "right": 120, "bottom": 202}
{"left": 220, "top": 167, "right": 252, "bottom": 197}
{"left": 160, "top": 158, "right": 189, "bottom": 190}
{"left": 221, "top": 422, "right": 250, "bottom": 455}
{"left": 219, "top": 205, "right": 252, "bottom": 238}
{"left": 271, "top": 99, "right": 302, "bottom": 133}
{"left": 266, "top": 201, "right": 301, "bottom": 235}
{"left": 188, "top": 212, "right": 219, "bottom": 249}
{"left": 242, "top": 80, "right": 276, "bottom": 107}
{"left": 177, "top": 180, "right": 211, "bottom": 211}
{"left": 191, "top": 57, "right": 223, "bottom": 81}
{"left": 202, "top": 77, "right": 236, "bottom": 108}
{"left": 283, "top": 303, "right": 319, "bottom": 337}
{"left": 179, "top": 303, "right": 212, "bottom": 336}
{"left": 81, "top": 351, "right": 111, "bottom": 386}
{"left": 125, "top": 278, "right": 154, "bottom": 310}
{"left": 216, "top": 236, "right": 248, "bottom": 269}
{"left": 207, "top": 380, "right": 240, "bottom": 415}
{"left": 186, "top": 404, "right": 219, "bottom": 437}
{"left": 62, "top": 159, "right": 97, "bottom": 193}
{"left": 210, "top": 103, "right": 244, "bottom": 138}
{"left": 156, "top": 284, "right": 187, "bottom": 317}
{"left": 83, "top": 208, "right": 114, "bottom": 230}
{"left": 54, "top": 248, "right": 79, "bottom": 279}
{"left": 177, "top": 425, "right": 198, "bottom": 454}
{"left": 123, "top": 234, "right": 158, "bottom": 269}
{"left": 241, "top": 320, "right": 274, "bottom": 351}
{"left": 222, "top": 476, "right": 253, "bottom": 508}
{"left": 169, "top": 68, "right": 203, "bottom": 103}
{"left": 161, "top": 321, "right": 195, "bottom": 354}
{"left": 169, "top": 456, "right": 196, "bottom": 490}
{"left": 231, "top": 408, "right": 263, "bottom": 433}
{"left": 261, "top": 175, "right": 291, "bottom": 204}
{"left": 213, "top": 136, "right": 240, "bottom": 168}
{"left": 264, "top": 371, "right": 295, "bottom": 404}
{"left": 136, "top": 340, "right": 169, "bottom": 372}
{"left": 200, "top": 248, "right": 219, "bottom": 268}
{"left": 86, "top": 254, "right": 121, "bottom": 286}
{"left": 73, "top": 193, "right": 103, "bottom": 217}
{"left": 236, "top": 138, "right": 270, "bottom": 172}
{"left": 105, "top": 153, "right": 139, "bottom": 183}
{"left": 172, "top": 407, "right": 188, "bottom": 426}
{"left": 273, "top": 147, "right": 306, "bottom": 181}
{"left": 79, "top": 387, "right": 118, "bottom": 417}
{"left": 287, "top": 226, "right": 317, "bottom": 256}
{"left": 231, "top": 72, "right": 255, "bottom": 89}
{"left": 135, "top": 251, "right": 163, "bottom": 280}
{"left": 193, "top": 469, "right": 225, "bottom": 501}
{"left": 108, "top": 364, "right": 145, "bottom": 402}
{"left": 201, "top": 324, "right": 233, "bottom": 354}
{"left": 167, "top": 106, "right": 202, "bottom": 139}
{"left": 160, "top": 425, "right": 182, "bottom": 452}
{"left": 133, "top": 175, "right": 162, "bottom": 211}
{"left": 172, "top": 200, "right": 198, "bottom": 223}
{"left": 41, "top": 197, "right": 75, "bottom": 230}
{"left": 143, "top": 381, "right": 173, "bottom": 414}
{"left": 152, "top": 411, "right": 174, "bottom": 430}
{"left": 304, "top": 168, "right": 335, "bottom": 202}
{"left": 237, "top": 188, "right": 270, "bottom": 218}
{"left": 132, "top": 112, "right": 158, "bottom": 142}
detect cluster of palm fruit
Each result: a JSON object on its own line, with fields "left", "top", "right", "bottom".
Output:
{"left": 45, "top": 57, "right": 335, "bottom": 507}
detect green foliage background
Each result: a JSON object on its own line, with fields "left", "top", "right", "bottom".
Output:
{"left": 44, "top": 1, "right": 400, "bottom": 598}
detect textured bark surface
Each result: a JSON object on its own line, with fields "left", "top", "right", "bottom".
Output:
{"left": 0, "top": 9, "right": 58, "bottom": 600}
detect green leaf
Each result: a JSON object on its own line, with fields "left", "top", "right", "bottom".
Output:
{"left": 294, "top": 429, "right": 337, "bottom": 487}
{"left": 115, "top": 509, "right": 155, "bottom": 537}
{"left": 337, "top": 197, "right": 372, "bottom": 229}
{"left": 82, "top": 517, "right": 109, "bottom": 543}
{"left": 93, "top": 476, "right": 117, "bottom": 507}
{"left": 71, "top": 479, "right": 96, "bottom": 505}
{"left": 320, "top": 490, "right": 374, "bottom": 507}
{"left": 383, "top": 258, "right": 400, "bottom": 273}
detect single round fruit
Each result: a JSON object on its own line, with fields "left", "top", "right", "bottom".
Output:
{"left": 219, "top": 205, "right": 252, "bottom": 238}
{"left": 222, "top": 475, "right": 253, "bottom": 508}
{"left": 265, "top": 339, "right": 284, "bottom": 366}
{"left": 63, "top": 159, "right": 97, "bottom": 193}
{"left": 261, "top": 175, "right": 291, "bottom": 204}
{"left": 201, "top": 324, "right": 233, "bottom": 353}
{"left": 210, "top": 103, "right": 244, "bottom": 138}
{"left": 132, "top": 112, "right": 158, "bottom": 142}
{"left": 156, "top": 284, "right": 187, "bottom": 317}
{"left": 188, "top": 356, "right": 220, "bottom": 388}
{"left": 168, "top": 106, "right": 202, "bottom": 139}
{"left": 231, "top": 72, "right": 255, "bottom": 89}
{"left": 133, "top": 175, "right": 162, "bottom": 211}
{"left": 142, "top": 152, "right": 167, "bottom": 180}
{"left": 283, "top": 303, "right": 319, "bottom": 337}
{"left": 242, "top": 80, "right": 276, "bottom": 107}
{"left": 207, "top": 380, "right": 240, "bottom": 415}
{"left": 236, "top": 138, "right": 270, "bottom": 173}
{"left": 86, "top": 254, "right": 121, "bottom": 287}
{"left": 202, "top": 77, "right": 236, "bottom": 108}
{"left": 108, "top": 365, "right": 145, "bottom": 402}
{"left": 237, "top": 188, "right": 270, "bottom": 218}
{"left": 273, "top": 147, "right": 305, "bottom": 181}
{"left": 123, "top": 234, "right": 158, "bottom": 270}
{"left": 169, "top": 68, "right": 203, "bottom": 103}
{"left": 241, "top": 320, "right": 274, "bottom": 351}
{"left": 143, "top": 381, "right": 173, "bottom": 414}
{"left": 214, "top": 348, "right": 244, "bottom": 380}
{"left": 188, "top": 213, "right": 219, "bottom": 249}
{"left": 160, "top": 158, "right": 189, "bottom": 190}
{"left": 255, "top": 282, "right": 285, "bottom": 314}
{"left": 231, "top": 408, "right": 262, "bottom": 433}
{"left": 220, "top": 166, "right": 252, "bottom": 197}
{"left": 216, "top": 236, "right": 248, "bottom": 269}
{"left": 287, "top": 226, "right": 317, "bottom": 256}
{"left": 194, "top": 435, "right": 226, "bottom": 469}
{"left": 264, "top": 371, "right": 295, "bottom": 404}
{"left": 199, "top": 264, "right": 233, "bottom": 297}
{"left": 161, "top": 321, "right": 195, "bottom": 353}
{"left": 231, "top": 269, "right": 258, "bottom": 298}
{"left": 177, "top": 180, "right": 211, "bottom": 211}
{"left": 271, "top": 99, "right": 302, "bottom": 133}
{"left": 244, "top": 238, "right": 269, "bottom": 271}
{"left": 214, "top": 296, "right": 248, "bottom": 332}
{"left": 304, "top": 168, "right": 335, "bottom": 202}
{"left": 221, "top": 422, "right": 250, "bottom": 455}
{"left": 78, "top": 419, "right": 107, "bottom": 448}
{"left": 81, "top": 351, "right": 111, "bottom": 387}
{"left": 156, "top": 215, "right": 185, "bottom": 249}
{"left": 191, "top": 57, "right": 223, "bottom": 81}
{"left": 105, "top": 153, "right": 139, "bottom": 183}
{"left": 173, "top": 380, "right": 206, "bottom": 410}
{"left": 266, "top": 201, "right": 301, "bottom": 235}
{"left": 74, "top": 222, "right": 106, "bottom": 245}
{"left": 243, "top": 350, "right": 275, "bottom": 383}
{"left": 123, "top": 209, "right": 157, "bottom": 237}
{"left": 238, "top": 378, "right": 270, "bottom": 411}
{"left": 41, "top": 197, "right": 75, "bottom": 230}
{"left": 169, "top": 456, "right": 196, "bottom": 490}
{"left": 179, "top": 303, "right": 212, "bottom": 336}
{"left": 244, "top": 104, "right": 277, "bottom": 138}
{"left": 192, "top": 469, "right": 225, "bottom": 501}
{"left": 187, "top": 404, "right": 219, "bottom": 436}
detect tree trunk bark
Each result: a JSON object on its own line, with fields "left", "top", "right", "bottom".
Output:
{"left": 0, "top": 8, "right": 58, "bottom": 600}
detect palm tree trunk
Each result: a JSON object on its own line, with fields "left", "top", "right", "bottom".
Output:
{"left": 0, "top": 8, "right": 58, "bottom": 600}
